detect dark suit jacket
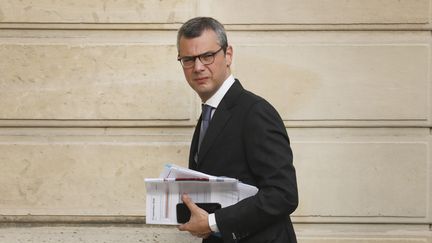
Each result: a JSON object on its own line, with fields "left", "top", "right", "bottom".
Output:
{"left": 189, "top": 80, "right": 298, "bottom": 243}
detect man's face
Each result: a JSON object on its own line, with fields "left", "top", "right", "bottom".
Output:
{"left": 178, "top": 29, "right": 233, "bottom": 102}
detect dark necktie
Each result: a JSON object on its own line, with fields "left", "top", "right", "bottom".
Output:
{"left": 198, "top": 104, "right": 213, "bottom": 153}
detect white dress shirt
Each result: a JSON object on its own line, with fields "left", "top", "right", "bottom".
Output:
{"left": 202, "top": 74, "right": 235, "bottom": 233}
{"left": 204, "top": 74, "right": 235, "bottom": 115}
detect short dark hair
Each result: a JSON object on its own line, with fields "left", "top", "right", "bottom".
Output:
{"left": 177, "top": 17, "right": 228, "bottom": 53}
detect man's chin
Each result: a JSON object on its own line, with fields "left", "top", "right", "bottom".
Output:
{"left": 194, "top": 85, "right": 209, "bottom": 94}
{"left": 195, "top": 89, "right": 212, "bottom": 101}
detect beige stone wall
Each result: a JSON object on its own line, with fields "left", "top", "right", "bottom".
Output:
{"left": 0, "top": 0, "right": 431, "bottom": 242}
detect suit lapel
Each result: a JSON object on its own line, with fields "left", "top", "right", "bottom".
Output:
{"left": 197, "top": 80, "right": 244, "bottom": 165}
{"left": 189, "top": 117, "right": 201, "bottom": 168}
{"left": 197, "top": 100, "right": 231, "bottom": 163}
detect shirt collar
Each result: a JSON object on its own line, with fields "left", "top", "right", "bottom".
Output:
{"left": 204, "top": 75, "right": 235, "bottom": 108}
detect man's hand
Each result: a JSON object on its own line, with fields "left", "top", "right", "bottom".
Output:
{"left": 178, "top": 194, "right": 212, "bottom": 239}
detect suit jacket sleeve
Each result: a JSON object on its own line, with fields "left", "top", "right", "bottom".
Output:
{"left": 214, "top": 99, "right": 298, "bottom": 241}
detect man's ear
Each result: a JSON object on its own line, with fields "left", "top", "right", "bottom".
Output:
{"left": 225, "top": 45, "right": 233, "bottom": 67}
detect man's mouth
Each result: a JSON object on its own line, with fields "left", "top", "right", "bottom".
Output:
{"left": 194, "top": 77, "right": 208, "bottom": 83}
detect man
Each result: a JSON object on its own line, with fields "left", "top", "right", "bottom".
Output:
{"left": 176, "top": 17, "right": 298, "bottom": 243}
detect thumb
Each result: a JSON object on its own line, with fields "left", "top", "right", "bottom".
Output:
{"left": 182, "top": 193, "right": 199, "bottom": 212}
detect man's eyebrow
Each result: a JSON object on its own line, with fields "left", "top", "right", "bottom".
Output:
{"left": 180, "top": 55, "right": 194, "bottom": 59}
{"left": 181, "top": 50, "right": 214, "bottom": 59}
{"left": 199, "top": 51, "right": 214, "bottom": 55}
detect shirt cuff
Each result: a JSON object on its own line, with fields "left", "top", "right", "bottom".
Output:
{"left": 208, "top": 213, "right": 220, "bottom": 233}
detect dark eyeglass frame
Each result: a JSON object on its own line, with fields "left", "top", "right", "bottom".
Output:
{"left": 177, "top": 47, "right": 224, "bottom": 68}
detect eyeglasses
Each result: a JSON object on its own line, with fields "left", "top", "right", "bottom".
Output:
{"left": 177, "top": 47, "right": 224, "bottom": 68}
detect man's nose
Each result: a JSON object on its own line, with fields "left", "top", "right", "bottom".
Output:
{"left": 193, "top": 57, "right": 205, "bottom": 72}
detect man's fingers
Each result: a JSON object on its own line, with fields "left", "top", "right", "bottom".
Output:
{"left": 178, "top": 194, "right": 211, "bottom": 238}
{"left": 178, "top": 223, "right": 204, "bottom": 238}
{"left": 177, "top": 223, "right": 188, "bottom": 231}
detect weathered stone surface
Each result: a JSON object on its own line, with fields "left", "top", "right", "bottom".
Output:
{"left": 0, "top": 224, "right": 430, "bottom": 243}
{"left": 0, "top": 43, "right": 192, "bottom": 120}
{"left": 0, "top": 0, "right": 194, "bottom": 23}
{"left": 293, "top": 141, "right": 428, "bottom": 218}
{"left": 231, "top": 31, "right": 430, "bottom": 125}
{"left": 200, "top": 0, "right": 429, "bottom": 24}
{"left": 288, "top": 128, "right": 430, "bottom": 222}
{"left": 0, "top": 225, "right": 201, "bottom": 243}
{"left": 0, "top": 130, "right": 190, "bottom": 215}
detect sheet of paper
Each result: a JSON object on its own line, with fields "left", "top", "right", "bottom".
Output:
{"left": 145, "top": 179, "right": 239, "bottom": 225}
{"left": 160, "top": 163, "right": 217, "bottom": 179}
{"left": 145, "top": 164, "right": 258, "bottom": 225}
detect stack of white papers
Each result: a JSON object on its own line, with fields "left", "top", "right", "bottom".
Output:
{"left": 145, "top": 164, "right": 258, "bottom": 225}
